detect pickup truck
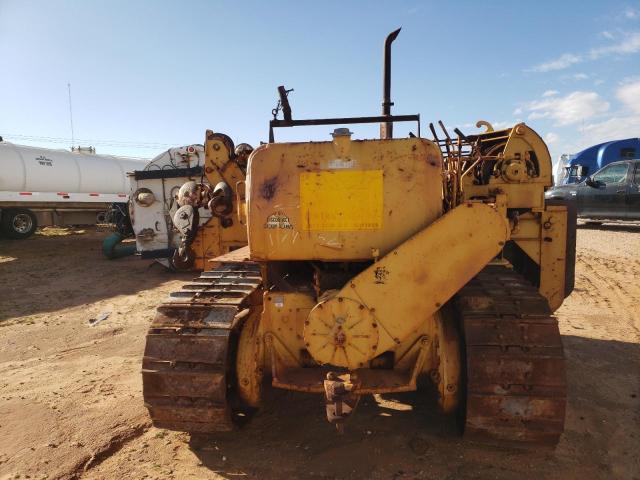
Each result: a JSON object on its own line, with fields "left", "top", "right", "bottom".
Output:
{"left": 546, "top": 159, "right": 640, "bottom": 221}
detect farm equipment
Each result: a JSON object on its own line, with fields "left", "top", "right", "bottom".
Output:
{"left": 142, "top": 29, "right": 575, "bottom": 445}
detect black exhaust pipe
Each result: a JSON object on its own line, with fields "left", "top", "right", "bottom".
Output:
{"left": 380, "top": 28, "right": 401, "bottom": 139}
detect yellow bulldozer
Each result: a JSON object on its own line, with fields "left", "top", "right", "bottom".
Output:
{"left": 142, "top": 29, "right": 576, "bottom": 445}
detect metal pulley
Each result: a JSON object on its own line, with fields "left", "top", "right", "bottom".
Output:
{"left": 176, "top": 180, "right": 233, "bottom": 223}
{"left": 173, "top": 205, "right": 196, "bottom": 236}
{"left": 172, "top": 204, "right": 199, "bottom": 269}
{"left": 234, "top": 143, "right": 254, "bottom": 171}
{"left": 177, "top": 181, "right": 203, "bottom": 207}
{"left": 208, "top": 181, "right": 233, "bottom": 219}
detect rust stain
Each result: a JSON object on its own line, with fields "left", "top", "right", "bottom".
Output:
{"left": 260, "top": 177, "right": 278, "bottom": 201}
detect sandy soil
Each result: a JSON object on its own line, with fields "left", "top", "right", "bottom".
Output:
{"left": 0, "top": 224, "right": 638, "bottom": 480}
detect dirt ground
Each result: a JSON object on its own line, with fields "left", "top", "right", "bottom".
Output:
{"left": 0, "top": 224, "right": 639, "bottom": 480}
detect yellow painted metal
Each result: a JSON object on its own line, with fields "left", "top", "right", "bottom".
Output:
{"left": 299, "top": 170, "right": 384, "bottom": 231}
{"left": 508, "top": 206, "right": 569, "bottom": 311}
{"left": 303, "top": 202, "right": 510, "bottom": 368}
{"left": 511, "top": 212, "right": 542, "bottom": 264}
{"left": 190, "top": 130, "right": 247, "bottom": 269}
{"left": 462, "top": 123, "right": 552, "bottom": 210}
{"left": 262, "top": 292, "right": 316, "bottom": 368}
{"left": 540, "top": 206, "right": 568, "bottom": 311}
{"left": 305, "top": 297, "right": 379, "bottom": 368}
{"left": 231, "top": 121, "right": 568, "bottom": 408}
{"left": 246, "top": 137, "right": 443, "bottom": 261}
{"left": 434, "top": 308, "right": 461, "bottom": 413}
{"left": 236, "top": 310, "right": 264, "bottom": 407}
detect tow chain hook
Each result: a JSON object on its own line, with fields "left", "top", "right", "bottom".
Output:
{"left": 323, "top": 372, "right": 361, "bottom": 434}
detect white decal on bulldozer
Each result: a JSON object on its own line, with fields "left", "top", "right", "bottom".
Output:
{"left": 328, "top": 158, "right": 357, "bottom": 169}
{"left": 265, "top": 212, "right": 293, "bottom": 230}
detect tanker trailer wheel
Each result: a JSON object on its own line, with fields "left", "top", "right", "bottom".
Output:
{"left": 1, "top": 208, "right": 38, "bottom": 239}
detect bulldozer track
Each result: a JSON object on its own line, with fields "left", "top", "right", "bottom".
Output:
{"left": 455, "top": 265, "right": 567, "bottom": 446}
{"left": 142, "top": 261, "right": 262, "bottom": 433}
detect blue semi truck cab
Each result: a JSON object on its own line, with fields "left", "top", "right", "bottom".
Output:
{"left": 556, "top": 138, "right": 639, "bottom": 185}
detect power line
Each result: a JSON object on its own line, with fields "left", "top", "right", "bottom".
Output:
{"left": 1, "top": 132, "right": 183, "bottom": 150}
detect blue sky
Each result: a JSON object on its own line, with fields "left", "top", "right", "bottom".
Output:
{"left": 1, "top": 0, "right": 639, "bottom": 162}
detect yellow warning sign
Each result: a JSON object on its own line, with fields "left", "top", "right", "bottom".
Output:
{"left": 299, "top": 170, "right": 383, "bottom": 231}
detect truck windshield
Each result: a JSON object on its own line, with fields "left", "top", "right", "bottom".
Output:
{"left": 568, "top": 165, "right": 584, "bottom": 178}
{"left": 592, "top": 163, "right": 629, "bottom": 184}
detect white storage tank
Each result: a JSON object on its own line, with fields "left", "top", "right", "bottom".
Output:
{"left": 0, "top": 140, "right": 148, "bottom": 239}
{"left": 0, "top": 141, "right": 146, "bottom": 196}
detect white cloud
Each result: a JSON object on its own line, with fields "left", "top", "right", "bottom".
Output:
{"left": 513, "top": 107, "right": 523, "bottom": 115}
{"left": 549, "top": 115, "right": 638, "bottom": 158}
{"left": 601, "top": 30, "right": 615, "bottom": 39}
{"left": 624, "top": 7, "right": 639, "bottom": 19}
{"left": 492, "top": 121, "right": 511, "bottom": 130}
{"left": 589, "top": 31, "right": 640, "bottom": 58}
{"left": 581, "top": 115, "right": 640, "bottom": 145}
{"left": 528, "top": 31, "right": 640, "bottom": 72}
{"left": 525, "top": 91, "right": 610, "bottom": 126}
{"left": 545, "top": 132, "right": 559, "bottom": 144}
{"left": 529, "top": 53, "right": 582, "bottom": 72}
{"left": 560, "top": 72, "right": 590, "bottom": 82}
{"left": 542, "top": 89, "right": 559, "bottom": 97}
{"left": 616, "top": 79, "right": 640, "bottom": 113}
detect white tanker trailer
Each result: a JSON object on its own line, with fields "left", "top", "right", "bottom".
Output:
{"left": 0, "top": 138, "right": 148, "bottom": 238}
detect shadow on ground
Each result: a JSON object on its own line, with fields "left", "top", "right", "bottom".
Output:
{"left": 577, "top": 221, "right": 640, "bottom": 233}
{"left": 0, "top": 229, "right": 191, "bottom": 321}
{"left": 185, "top": 335, "right": 640, "bottom": 480}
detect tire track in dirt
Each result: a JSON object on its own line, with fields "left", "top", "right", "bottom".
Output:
{"left": 561, "top": 243, "right": 640, "bottom": 343}
{"left": 74, "top": 423, "right": 150, "bottom": 479}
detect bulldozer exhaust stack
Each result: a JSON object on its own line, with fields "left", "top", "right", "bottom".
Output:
{"left": 381, "top": 27, "right": 401, "bottom": 139}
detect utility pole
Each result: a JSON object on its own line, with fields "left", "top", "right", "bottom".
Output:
{"left": 68, "top": 83, "right": 75, "bottom": 150}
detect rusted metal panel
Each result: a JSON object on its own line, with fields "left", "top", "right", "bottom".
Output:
{"left": 142, "top": 260, "right": 262, "bottom": 434}
{"left": 142, "top": 369, "right": 226, "bottom": 401}
{"left": 463, "top": 318, "right": 563, "bottom": 347}
{"left": 270, "top": 338, "right": 429, "bottom": 395}
{"left": 146, "top": 397, "right": 233, "bottom": 432}
{"left": 143, "top": 334, "right": 229, "bottom": 365}
{"left": 456, "top": 266, "right": 567, "bottom": 446}
{"left": 153, "top": 306, "right": 238, "bottom": 328}
{"left": 465, "top": 394, "right": 565, "bottom": 444}
{"left": 271, "top": 366, "right": 421, "bottom": 395}
{"left": 465, "top": 349, "right": 566, "bottom": 392}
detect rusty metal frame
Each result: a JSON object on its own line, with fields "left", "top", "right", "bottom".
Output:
{"left": 268, "top": 114, "right": 421, "bottom": 143}
{"left": 267, "top": 334, "right": 431, "bottom": 395}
